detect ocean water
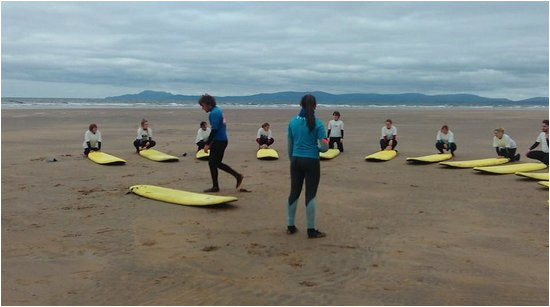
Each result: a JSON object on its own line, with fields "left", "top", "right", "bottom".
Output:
{"left": 1, "top": 97, "right": 547, "bottom": 109}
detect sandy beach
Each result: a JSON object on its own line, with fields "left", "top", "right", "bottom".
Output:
{"left": 1, "top": 107, "right": 548, "bottom": 305}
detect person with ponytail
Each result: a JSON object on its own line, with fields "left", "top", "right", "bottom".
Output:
{"left": 286, "top": 94, "right": 329, "bottom": 239}
{"left": 198, "top": 94, "right": 244, "bottom": 192}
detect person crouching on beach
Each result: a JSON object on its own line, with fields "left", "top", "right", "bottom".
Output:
{"left": 380, "top": 119, "right": 397, "bottom": 150}
{"left": 83, "top": 123, "right": 101, "bottom": 156}
{"left": 195, "top": 121, "right": 211, "bottom": 151}
{"left": 199, "top": 94, "right": 244, "bottom": 193}
{"left": 436, "top": 125, "right": 457, "bottom": 155}
{"left": 133, "top": 118, "right": 156, "bottom": 153}
{"left": 526, "top": 119, "right": 549, "bottom": 165}
{"left": 327, "top": 111, "right": 344, "bottom": 152}
{"left": 286, "top": 94, "right": 329, "bottom": 239}
{"left": 257, "top": 122, "right": 275, "bottom": 149}
{"left": 493, "top": 128, "right": 520, "bottom": 161}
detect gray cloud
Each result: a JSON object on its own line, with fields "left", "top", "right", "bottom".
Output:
{"left": 1, "top": 1, "right": 548, "bottom": 99}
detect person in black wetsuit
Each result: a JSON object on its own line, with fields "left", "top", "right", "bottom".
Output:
{"left": 493, "top": 128, "right": 520, "bottom": 161}
{"left": 327, "top": 111, "right": 344, "bottom": 152}
{"left": 526, "top": 119, "right": 549, "bottom": 165}
{"left": 380, "top": 119, "right": 398, "bottom": 150}
{"left": 199, "top": 94, "right": 244, "bottom": 193}
{"left": 83, "top": 123, "right": 101, "bottom": 156}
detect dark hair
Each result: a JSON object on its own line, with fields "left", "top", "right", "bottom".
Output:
{"left": 89, "top": 123, "right": 97, "bottom": 131}
{"left": 543, "top": 120, "right": 549, "bottom": 125}
{"left": 198, "top": 94, "right": 216, "bottom": 108}
{"left": 441, "top": 124, "right": 449, "bottom": 130}
{"left": 262, "top": 122, "right": 270, "bottom": 128}
{"left": 385, "top": 119, "right": 392, "bottom": 124}
{"left": 200, "top": 121, "right": 207, "bottom": 127}
{"left": 333, "top": 111, "right": 341, "bottom": 117}
{"left": 300, "top": 94, "right": 317, "bottom": 131}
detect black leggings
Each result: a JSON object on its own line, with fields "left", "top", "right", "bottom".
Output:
{"left": 84, "top": 147, "right": 98, "bottom": 156}
{"left": 287, "top": 157, "right": 320, "bottom": 229}
{"left": 288, "top": 157, "right": 320, "bottom": 206}
{"left": 134, "top": 139, "right": 156, "bottom": 151}
{"left": 257, "top": 136, "right": 275, "bottom": 146}
{"left": 380, "top": 138, "right": 397, "bottom": 150}
{"left": 527, "top": 150, "right": 549, "bottom": 165}
{"left": 196, "top": 140, "right": 206, "bottom": 152}
{"left": 436, "top": 142, "right": 457, "bottom": 154}
{"left": 209, "top": 141, "right": 241, "bottom": 188}
{"left": 496, "top": 147, "right": 519, "bottom": 161}
{"left": 328, "top": 137, "right": 344, "bottom": 152}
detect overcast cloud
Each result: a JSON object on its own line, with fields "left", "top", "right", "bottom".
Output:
{"left": 1, "top": 1, "right": 548, "bottom": 99}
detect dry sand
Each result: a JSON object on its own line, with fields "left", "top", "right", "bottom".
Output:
{"left": 1, "top": 107, "right": 548, "bottom": 305}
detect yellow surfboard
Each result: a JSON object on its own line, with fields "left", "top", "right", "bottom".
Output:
{"left": 88, "top": 151, "right": 126, "bottom": 165}
{"left": 365, "top": 150, "right": 397, "bottom": 161}
{"left": 320, "top": 149, "right": 340, "bottom": 160}
{"left": 515, "top": 172, "right": 549, "bottom": 181}
{"left": 196, "top": 150, "right": 210, "bottom": 160}
{"left": 440, "top": 157, "right": 509, "bottom": 168}
{"left": 407, "top": 153, "right": 453, "bottom": 163}
{"left": 257, "top": 148, "right": 279, "bottom": 160}
{"left": 474, "top": 163, "right": 547, "bottom": 174}
{"left": 139, "top": 149, "right": 179, "bottom": 162}
{"left": 538, "top": 181, "right": 549, "bottom": 188}
{"left": 129, "top": 185, "right": 238, "bottom": 206}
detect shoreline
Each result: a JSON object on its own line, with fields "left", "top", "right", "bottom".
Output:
{"left": 2, "top": 105, "right": 549, "bottom": 111}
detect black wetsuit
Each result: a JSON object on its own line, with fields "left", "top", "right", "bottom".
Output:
{"left": 380, "top": 136, "right": 397, "bottom": 150}
{"left": 527, "top": 137, "right": 549, "bottom": 165}
{"left": 436, "top": 141, "right": 457, "bottom": 154}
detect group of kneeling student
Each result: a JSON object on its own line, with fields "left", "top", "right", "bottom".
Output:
{"left": 82, "top": 94, "right": 549, "bottom": 239}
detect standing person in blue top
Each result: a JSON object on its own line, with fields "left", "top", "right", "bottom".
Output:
{"left": 287, "top": 94, "right": 329, "bottom": 239}
{"left": 198, "top": 94, "right": 244, "bottom": 193}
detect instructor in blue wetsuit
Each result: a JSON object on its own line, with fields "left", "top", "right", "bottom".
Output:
{"left": 286, "top": 94, "right": 329, "bottom": 239}
{"left": 199, "top": 94, "right": 244, "bottom": 193}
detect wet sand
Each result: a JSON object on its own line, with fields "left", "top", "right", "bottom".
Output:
{"left": 1, "top": 107, "right": 548, "bottom": 305}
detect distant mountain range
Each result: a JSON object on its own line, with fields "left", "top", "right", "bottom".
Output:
{"left": 105, "top": 90, "right": 549, "bottom": 106}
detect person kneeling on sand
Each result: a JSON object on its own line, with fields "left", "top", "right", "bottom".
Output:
{"left": 286, "top": 94, "right": 328, "bottom": 239}
{"left": 195, "top": 121, "right": 211, "bottom": 152}
{"left": 380, "top": 119, "right": 397, "bottom": 150}
{"left": 327, "top": 111, "right": 344, "bottom": 152}
{"left": 256, "top": 122, "right": 275, "bottom": 149}
{"left": 83, "top": 123, "right": 101, "bottom": 156}
{"left": 526, "top": 119, "right": 549, "bottom": 165}
{"left": 493, "top": 128, "right": 520, "bottom": 161}
{"left": 436, "top": 125, "right": 457, "bottom": 155}
{"left": 133, "top": 118, "right": 156, "bottom": 153}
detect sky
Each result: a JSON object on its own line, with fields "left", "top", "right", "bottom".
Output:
{"left": 1, "top": 1, "right": 548, "bottom": 99}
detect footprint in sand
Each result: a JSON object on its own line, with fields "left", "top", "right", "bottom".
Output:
{"left": 299, "top": 281, "right": 317, "bottom": 287}
{"left": 141, "top": 239, "right": 157, "bottom": 246}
